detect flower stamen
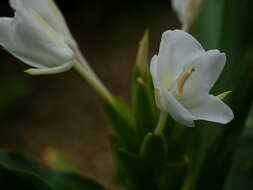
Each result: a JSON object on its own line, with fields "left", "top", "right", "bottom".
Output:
{"left": 217, "top": 91, "right": 232, "bottom": 100}
{"left": 178, "top": 68, "right": 195, "bottom": 96}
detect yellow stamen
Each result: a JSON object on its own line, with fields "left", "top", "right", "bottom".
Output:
{"left": 178, "top": 68, "right": 195, "bottom": 96}
{"left": 217, "top": 91, "right": 232, "bottom": 100}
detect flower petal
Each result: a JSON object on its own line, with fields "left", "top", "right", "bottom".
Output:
{"left": 25, "top": 62, "right": 74, "bottom": 75}
{"left": 182, "top": 50, "right": 226, "bottom": 98}
{"left": 187, "top": 94, "right": 234, "bottom": 124}
{"left": 157, "top": 87, "right": 195, "bottom": 127}
{"left": 9, "top": 0, "right": 75, "bottom": 45}
{"left": 172, "top": 0, "right": 186, "bottom": 17}
{"left": 172, "top": 0, "right": 202, "bottom": 31}
{"left": 150, "top": 55, "right": 160, "bottom": 88}
{"left": 4, "top": 6, "right": 73, "bottom": 68}
{"left": 157, "top": 30, "right": 204, "bottom": 88}
{"left": 0, "top": 17, "right": 12, "bottom": 46}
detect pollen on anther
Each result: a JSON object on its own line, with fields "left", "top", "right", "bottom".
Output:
{"left": 177, "top": 68, "right": 195, "bottom": 96}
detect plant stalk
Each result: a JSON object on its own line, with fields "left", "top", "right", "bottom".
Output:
{"left": 154, "top": 111, "right": 168, "bottom": 135}
{"left": 73, "top": 48, "right": 113, "bottom": 103}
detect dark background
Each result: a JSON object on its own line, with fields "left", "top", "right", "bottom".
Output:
{"left": 0, "top": 0, "right": 179, "bottom": 187}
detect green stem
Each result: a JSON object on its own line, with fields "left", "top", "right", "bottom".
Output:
{"left": 154, "top": 112, "right": 168, "bottom": 135}
{"left": 73, "top": 48, "right": 113, "bottom": 103}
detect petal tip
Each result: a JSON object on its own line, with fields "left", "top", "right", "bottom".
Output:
{"left": 224, "top": 110, "right": 234, "bottom": 124}
{"left": 186, "top": 120, "right": 195, "bottom": 127}
{"left": 24, "top": 69, "right": 34, "bottom": 75}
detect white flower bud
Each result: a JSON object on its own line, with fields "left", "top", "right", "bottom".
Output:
{"left": 172, "top": 0, "right": 202, "bottom": 31}
{"left": 0, "top": 2, "right": 74, "bottom": 75}
{"left": 10, "top": 0, "right": 76, "bottom": 47}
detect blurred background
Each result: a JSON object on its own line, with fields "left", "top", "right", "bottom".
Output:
{"left": 0, "top": 0, "right": 179, "bottom": 188}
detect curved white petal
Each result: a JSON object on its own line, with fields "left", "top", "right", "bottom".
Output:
{"left": 4, "top": 6, "right": 74, "bottom": 69}
{"left": 172, "top": 0, "right": 202, "bottom": 31}
{"left": 150, "top": 29, "right": 233, "bottom": 127}
{"left": 182, "top": 50, "right": 226, "bottom": 98}
{"left": 187, "top": 94, "right": 234, "bottom": 124}
{"left": 157, "top": 30, "right": 204, "bottom": 88}
{"left": 150, "top": 55, "right": 160, "bottom": 88}
{"left": 25, "top": 62, "right": 74, "bottom": 75}
{"left": 9, "top": 0, "right": 76, "bottom": 46}
{"left": 172, "top": 0, "right": 190, "bottom": 29}
{"left": 0, "top": 17, "right": 12, "bottom": 46}
{"left": 172, "top": 0, "right": 186, "bottom": 16}
{"left": 157, "top": 87, "right": 195, "bottom": 127}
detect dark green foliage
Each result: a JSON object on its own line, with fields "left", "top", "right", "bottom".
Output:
{"left": 189, "top": 0, "right": 253, "bottom": 190}
{"left": 139, "top": 133, "right": 168, "bottom": 166}
{"left": 111, "top": 132, "right": 187, "bottom": 190}
{"left": 106, "top": 30, "right": 188, "bottom": 188}
{"left": 132, "top": 67, "right": 158, "bottom": 145}
{"left": 0, "top": 150, "right": 107, "bottom": 190}
{"left": 224, "top": 108, "right": 253, "bottom": 190}
{"left": 0, "top": 164, "right": 53, "bottom": 190}
{"left": 104, "top": 96, "right": 137, "bottom": 151}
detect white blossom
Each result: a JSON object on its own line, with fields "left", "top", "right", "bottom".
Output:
{"left": 10, "top": 0, "right": 76, "bottom": 47}
{"left": 172, "top": 0, "right": 202, "bottom": 31}
{"left": 0, "top": 1, "right": 74, "bottom": 75}
{"left": 150, "top": 30, "right": 234, "bottom": 127}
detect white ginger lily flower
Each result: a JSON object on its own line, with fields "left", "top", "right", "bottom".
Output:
{"left": 150, "top": 30, "right": 234, "bottom": 127}
{"left": 0, "top": 2, "right": 74, "bottom": 75}
{"left": 10, "top": 0, "right": 76, "bottom": 47}
{"left": 172, "top": 0, "right": 202, "bottom": 31}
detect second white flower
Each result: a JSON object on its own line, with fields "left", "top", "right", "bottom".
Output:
{"left": 150, "top": 30, "right": 234, "bottom": 127}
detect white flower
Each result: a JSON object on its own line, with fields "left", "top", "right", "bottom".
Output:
{"left": 9, "top": 0, "right": 76, "bottom": 47}
{"left": 172, "top": 0, "right": 202, "bottom": 31}
{"left": 150, "top": 30, "right": 234, "bottom": 127}
{"left": 0, "top": 2, "right": 74, "bottom": 75}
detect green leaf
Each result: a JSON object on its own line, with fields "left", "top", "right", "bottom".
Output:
{"left": 155, "top": 163, "right": 188, "bottom": 190}
{"left": 0, "top": 163, "right": 53, "bottom": 190}
{"left": 132, "top": 30, "right": 158, "bottom": 145}
{"left": 135, "top": 29, "right": 149, "bottom": 80}
{"left": 104, "top": 96, "right": 137, "bottom": 151}
{"left": 132, "top": 68, "right": 157, "bottom": 143}
{"left": 139, "top": 132, "right": 168, "bottom": 167}
{"left": 112, "top": 134, "right": 187, "bottom": 190}
{"left": 111, "top": 144, "right": 142, "bottom": 190}
{"left": 192, "top": 0, "right": 224, "bottom": 49}
{"left": 188, "top": 1, "right": 253, "bottom": 189}
{"left": 223, "top": 108, "right": 253, "bottom": 190}
{"left": 0, "top": 150, "right": 107, "bottom": 190}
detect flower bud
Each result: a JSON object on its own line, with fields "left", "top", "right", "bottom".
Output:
{"left": 0, "top": 3, "right": 74, "bottom": 75}
{"left": 172, "top": 0, "right": 202, "bottom": 31}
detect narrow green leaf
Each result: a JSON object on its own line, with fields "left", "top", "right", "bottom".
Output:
{"left": 0, "top": 163, "right": 53, "bottom": 190}
{"left": 136, "top": 29, "right": 149, "bottom": 80}
{"left": 132, "top": 68, "right": 157, "bottom": 143}
{"left": 111, "top": 145, "right": 142, "bottom": 190}
{"left": 132, "top": 30, "right": 158, "bottom": 145}
{"left": 223, "top": 107, "right": 253, "bottom": 190}
{"left": 189, "top": 1, "right": 253, "bottom": 189}
{"left": 104, "top": 96, "right": 137, "bottom": 151}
